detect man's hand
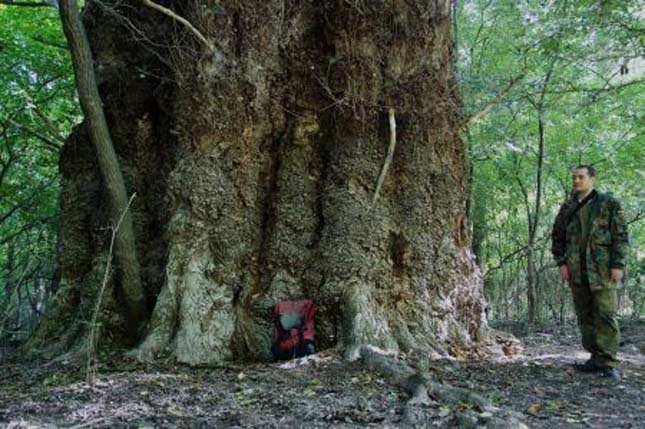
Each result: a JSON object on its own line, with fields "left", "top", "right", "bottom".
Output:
{"left": 610, "top": 268, "right": 624, "bottom": 284}
{"left": 559, "top": 264, "right": 570, "bottom": 282}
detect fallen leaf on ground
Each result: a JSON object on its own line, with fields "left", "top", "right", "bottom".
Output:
{"left": 527, "top": 402, "right": 542, "bottom": 415}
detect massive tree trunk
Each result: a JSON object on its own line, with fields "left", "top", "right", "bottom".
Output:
{"left": 29, "top": 0, "right": 487, "bottom": 364}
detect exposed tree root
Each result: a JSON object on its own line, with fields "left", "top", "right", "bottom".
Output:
{"left": 358, "top": 345, "right": 527, "bottom": 428}
{"left": 358, "top": 346, "right": 432, "bottom": 406}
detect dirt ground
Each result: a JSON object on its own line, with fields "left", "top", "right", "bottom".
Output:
{"left": 1, "top": 321, "right": 644, "bottom": 428}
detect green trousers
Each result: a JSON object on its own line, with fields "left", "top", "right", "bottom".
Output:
{"left": 570, "top": 275, "right": 620, "bottom": 368}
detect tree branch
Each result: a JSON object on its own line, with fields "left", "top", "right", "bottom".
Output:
{"left": 483, "top": 234, "right": 550, "bottom": 278}
{"left": 627, "top": 210, "right": 644, "bottom": 226}
{"left": 0, "top": 216, "right": 56, "bottom": 246}
{"left": 464, "top": 72, "right": 526, "bottom": 128}
{"left": 31, "top": 35, "right": 68, "bottom": 50}
{"left": 0, "top": 129, "right": 16, "bottom": 187}
{"left": 141, "top": 0, "right": 214, "bottom": 52}
{"left": 31, "top": 104, "right": 67, "bottom": 143}
{"left": 0, "top": 204, "right": 22, "bottom": 226}
{"left": 541, "top": 77, "right": 645, "bottom": 96}
{"left": 7, "top": 118, "right": 63, "bottom": 152}
{"left": 0, "top": 177, "right": 57, "bottom": 226}
{"left": 0, "top": 0, "right": 55, "bottom": 7}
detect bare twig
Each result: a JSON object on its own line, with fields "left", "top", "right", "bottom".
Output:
{"left": 91, "top": 0, "right": 175, "bottom": 72}
{"left": 372, "top": 108, "right": 396, "bottom": 207}
{"left": 141, "top": 0, "right": 214, "bottom": 52}
{"left": 86, "top": 193, "right": 137, "bottom": 385}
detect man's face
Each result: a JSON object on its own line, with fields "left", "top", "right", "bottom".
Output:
{"left": 572, "top": 168, "right": 595, "bottom": 194}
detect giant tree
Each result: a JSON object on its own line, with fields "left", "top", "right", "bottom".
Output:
{"left": 28, "top": 0, "right": 487, "bottom": 364}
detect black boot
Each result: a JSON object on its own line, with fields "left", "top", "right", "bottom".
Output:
{"left": 573, "top": 359, "right": 602, "bottom": 372}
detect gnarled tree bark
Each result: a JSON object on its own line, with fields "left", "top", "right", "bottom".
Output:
{"left": 31, "top": 0, "right": 487, "bottom": 363}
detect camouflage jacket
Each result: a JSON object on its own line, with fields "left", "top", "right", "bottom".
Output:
{"left": 551, "top": 190, "right": 629, "bottom": 289}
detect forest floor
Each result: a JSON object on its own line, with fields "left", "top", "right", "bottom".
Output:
{"left": 1, "top": 320, "right": 644, "bottom": 428}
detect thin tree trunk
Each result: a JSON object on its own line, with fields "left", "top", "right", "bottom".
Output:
{"left": 525, "top": 65, "right": 553, "bottom": 325}
{"left": 528, "top": 108, "right": 546, "bottom": 324}
{"left": 515, "top": 161, "right": 537, "bottom": 324}
{"left": 526, "top": 244, "right": 537, "bottom": 323}
{"left": 58, "top": 0, "right": 146, "bottom": 338}
{"left": 16, "top": 279, "right": 22, "bottom": 332}
{"left": 469, "top": 162, "right": 486, "bottom": 265}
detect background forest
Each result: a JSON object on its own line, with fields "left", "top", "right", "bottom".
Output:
{"left": 0, "top": 0, "right": 643, "bottom": 348}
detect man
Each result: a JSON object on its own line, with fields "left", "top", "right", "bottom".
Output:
{"left": 551, "top": 165, "right": 629, "bottom": 380}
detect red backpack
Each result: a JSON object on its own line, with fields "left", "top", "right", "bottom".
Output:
{"left": 271, "top": 300, "right": 315, "bottom": 360}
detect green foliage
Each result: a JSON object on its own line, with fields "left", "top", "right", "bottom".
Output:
{"left": 458, "top": 0, "right": 645, "bottom": 322}
{"left": 0, "top": 4, "right": 79, "bottom": 338}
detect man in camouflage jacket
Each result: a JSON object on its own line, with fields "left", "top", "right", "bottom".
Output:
{"left": 551, "top": 165, "right": 629, "bottom": 379}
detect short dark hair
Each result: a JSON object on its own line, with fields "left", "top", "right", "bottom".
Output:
{"left": 573, "top": 164, "right": 596, "bottom": 177}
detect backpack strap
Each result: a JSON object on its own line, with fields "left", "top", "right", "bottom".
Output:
{"left": 565, "top": 190, "right": 597, "bottom": 225}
